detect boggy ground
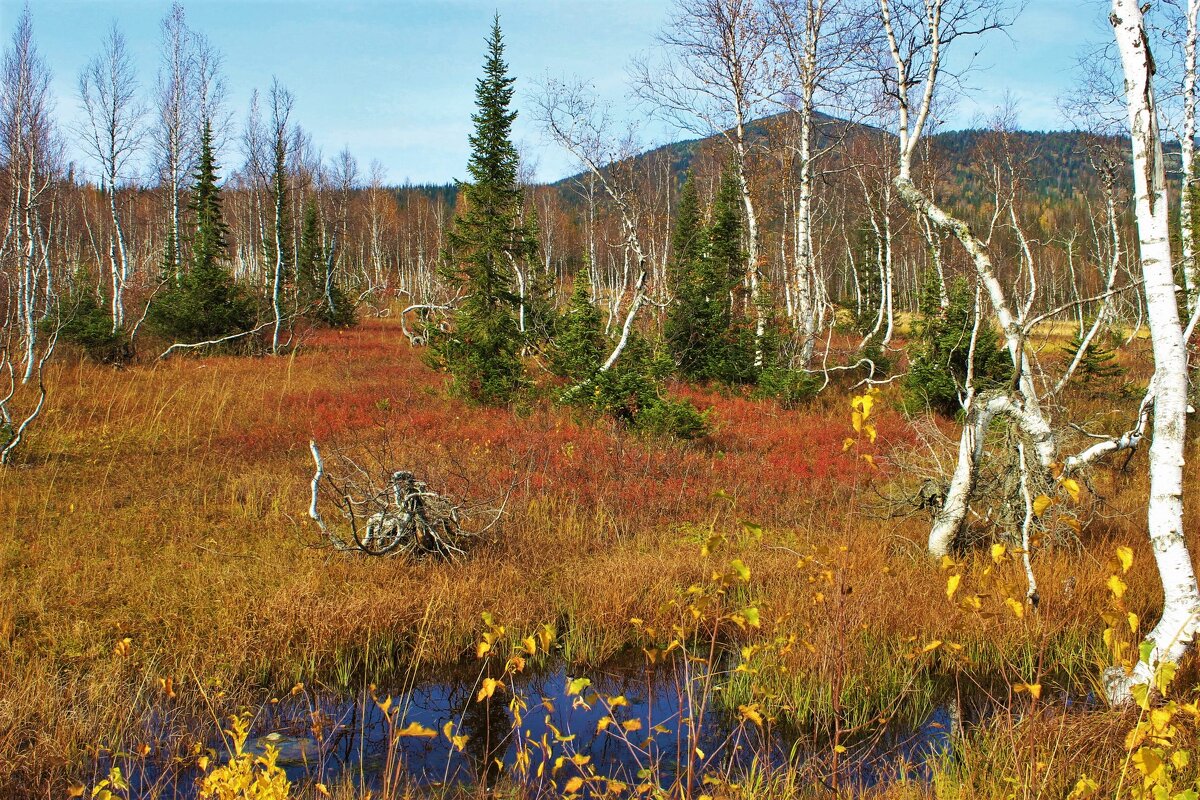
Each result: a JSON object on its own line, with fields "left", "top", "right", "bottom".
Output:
{"left": 0, "top": 318, "right": 1194, "bottom": 798}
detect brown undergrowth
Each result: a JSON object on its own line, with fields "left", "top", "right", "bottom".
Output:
{"left": 0, "top": 319, "right": 1194, "bottom": 797}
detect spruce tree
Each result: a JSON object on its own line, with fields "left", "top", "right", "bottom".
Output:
{"left": 436, "top": 16, "right": 530, "bottom": 405}
{"left": 522, "top": 202, "right": 556, "bottom": 343}
{"left": 707, "top": 169, "right": 756, "bottom": 381}
{"left": 550, "top": 269, "right": 604, "bottom": 382}
{"left": 903, "top": 276, "right": 1011, "bottom": 416}
{"left": 665, "top": 170, "right": 751, "bottom": 383}
{"left": 296, "top": 198, "right": 354, "bottom": 327}
{"left": 52, "top": 266, "right": 130, "bottom": 362}
{"left": 150, "top": 117, "right": 254, "bottom": 343}
{"left": 1063, "top": 325, "right": 1124, "bottom": 381}
{"left": 265, "top": 122, "right": 293, "bottom": 352}
{"left": 296, "top": 198, "right": 322, "bottom": 310}
{"left": 665, "top": 172, "right": 708, "bottom": 376}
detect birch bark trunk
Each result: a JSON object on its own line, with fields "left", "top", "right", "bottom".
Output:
{"left": 1108, "top": 0, "right": 1200, "bottom": 699}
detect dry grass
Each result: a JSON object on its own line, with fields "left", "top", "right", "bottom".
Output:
{"left": 0, "top": 318, "right": 1193, "bottom": 796}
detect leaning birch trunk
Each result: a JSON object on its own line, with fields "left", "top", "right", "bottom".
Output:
{"left": 600, "top": 270, "right": 647, "bottom": 372}
{"left": 1107, "top": 0, "right": 1200, "bottom": 703}
{"left": 877, "top": 0, "right": 1058, "bottom": 559}
{"left": 928, "top": 393, "right": 1009, "bottom": 557}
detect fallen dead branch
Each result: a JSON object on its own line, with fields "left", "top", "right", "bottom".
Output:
{"left": 307, "top": 440, "right": 507, "bottom": 561}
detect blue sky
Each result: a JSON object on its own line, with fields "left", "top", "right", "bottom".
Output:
{"left": 3, "top": 0, "right": 1108, "bottom": 185}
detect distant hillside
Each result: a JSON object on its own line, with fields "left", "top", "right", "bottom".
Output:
{"left": 397, "top": 113, "right": 1171, "bottom": 212}
{"left": 549, "top": 110, "right": 1143, "bottom": 207}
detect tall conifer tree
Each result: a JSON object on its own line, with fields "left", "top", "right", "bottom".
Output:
{"left": 150, "top": 118, "right": 253, "bottom": 343}
{"left": 438, "top": 16, "right": 531, "bottom": 404}
{"left": 666, "top": 170, "right": 747, "bottom": 381}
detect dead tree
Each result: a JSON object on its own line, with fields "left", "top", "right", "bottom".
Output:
{"left": 308, "top": 441, "right": 505, "bottom": 561}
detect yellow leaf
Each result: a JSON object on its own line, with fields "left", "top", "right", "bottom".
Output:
{"left": 476, "top": 640, "right": 492, "bottom": 659}
{"left": 622, "top": 719, "right": 643, "bottom": 732}
{"left": 476, "top": 678, "right": 503, "bottom": 702}
{"left": 1013, "top": 682, "right": 1042, "bottom": 700}
{"left": 843, "top": 437, "right": 856, "bottom": 451}
{"left": 1068, "top": 775, "right": 1099, "bottom": 799}
{"left": 1107, "top": 574, "right": 1127, "bottom": 600}
{"left": 855, "top": 394, "right": 874, "bottom": 420}
{"left": 861, "top": 453, "right": 877, "bottom": 469}
{"left": 564, "top": 777, "right": 584, "bottom": 793}
{"left": 946, "top": 574, "right": 962, "bottom": 600}
{"left": 1131, "top": 747, "right": 1165, "bottom": 780}
{"left": 523, "top": 635, "right": 537, "bottom": 656}
{"left": 67, "top": 784, "right": 85, "bottom": 798}
{"left": 1116, "top": 546, "right": 1134, "bottom": 574}
{"left": 990, "top": 543, "right": 1006, "bottom": 564}
{"left": 1061, "top": 478, "right": 1082, "bottom": 504}
{"left": 939, "top": 555, "right": 956, "bottom": 572}
{"left": 864, "top": 423, "right": 877, "bottom": 444}
{"left": 739, "top": 703, "right": 764, "bottom": 727}
{"left": 1032, "top": 495, "right": 1053, "bottom": 517}
{"left": 538, "top": 624, "right": 554, "bottom": 653}
{"left": 317, "top": 784, "right": 331, "bottom": 797}
{"left": 851, "top": 410, "right": 863, "bottom": 433}
{"left": 921, "top": 639, "right": 943, "bottom": 654}
{"left": 396, "top": 721, "right": 437, "bottom": 738}
{"left": 1005, "top": 597, "right": 1025, "bottom": 619}
{"left": 1128, "top": 612, "right": 1139, "bottom": 633}
{"left": 443, "top": 721, "right": 470, "bottom": 751}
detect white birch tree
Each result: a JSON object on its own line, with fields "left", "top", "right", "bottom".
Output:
{"left": 633, "top": 0, "right": 774, "bottom": 366}
{"left": 77, "top": 23, "right": 144, "bottom": 334}
{"left": 1107, "top": 0, "right": 1200, "bottom": 702}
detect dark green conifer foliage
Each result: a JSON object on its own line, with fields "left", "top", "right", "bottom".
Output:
{"left": 665, "top": 170, "right": 754, "bottom": 383}
{"left": 665, "top": 173, "right": 711, "bottom": 376}
{"left": 903, "top": 276, "right": 1011, "bottom": 416}
{"left": 150, "top": 118, "right": 254, "bottom": 344}
{"left": 1063, "top": 325, "right": 1124, "bottom": 381}
{"left": 297, "top": 198, "right": 323, "bottom": 312}
{"left": 436, "top": 16, "right": 530, "bottom": 405}
{"left": 264, "top": 122, "right": 293, "bottom": 322}
{"left": 587, "top": 333, "right": 709, "bottom": 440}
{"left": 161, "top": 226, "right": 179, "bottom": 282}
{"left": 550, "top": 270, "right": 604, "bottom": 382}
{"left": 52, "top": 267, "right": 130, "bottom": 362}
{"left": 522, "top": 203, "right": 557, "bottom": 344}
{"left": 707, "top": 170, "right": 757, "bottom": 382}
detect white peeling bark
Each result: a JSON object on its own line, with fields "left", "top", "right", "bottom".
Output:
{"left": 1181, "top": 0, "right": 1199, "bottom": 311}
{"left": 600, "top": 270, "right": 648, "bottom": 372}
{"left": 1108, "top": 0, "right": 1200, "bottom": 702}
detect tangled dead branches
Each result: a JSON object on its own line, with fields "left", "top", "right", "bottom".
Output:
{"left": 880, "top": 413, "right": 1091, "bottom": 553}
{"left": 308, "top": 440, "right": 506, "bottom": 561}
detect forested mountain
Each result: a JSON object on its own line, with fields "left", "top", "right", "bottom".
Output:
{"left": 551, "top": 111, "right": 1134, "bottom": 205}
